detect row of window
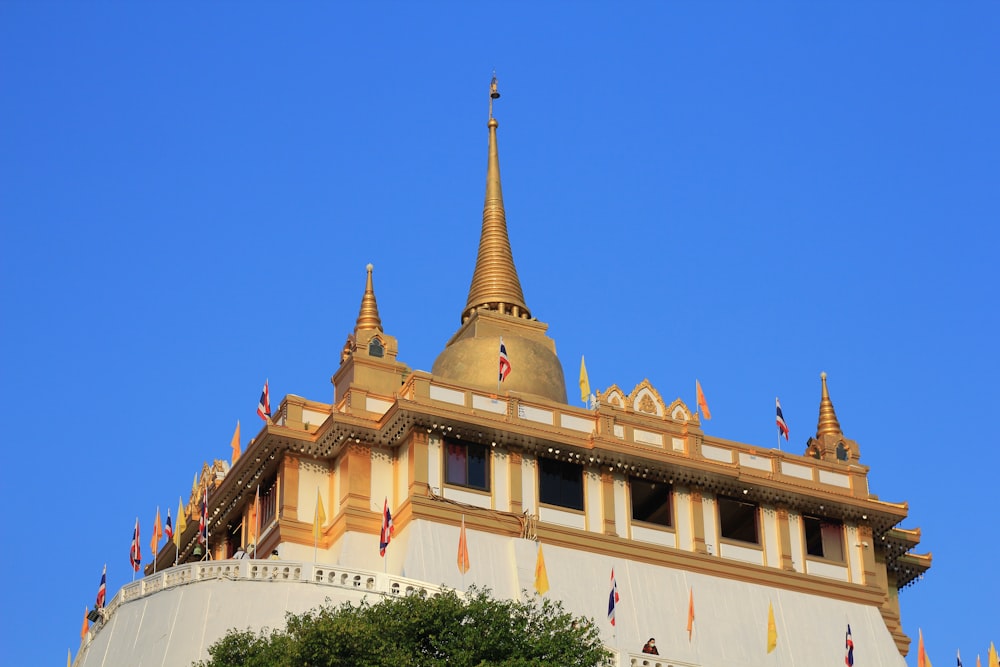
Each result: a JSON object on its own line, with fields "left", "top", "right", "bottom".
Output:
{"left": 444, "top": 440, "right": 845, "bottom": 562}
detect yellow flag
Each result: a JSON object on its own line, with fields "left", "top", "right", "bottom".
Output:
{"left": 151, "top": 507, "right": 162, "bottom": 555}
{"left": 766, "top": 601, "right": 777, "bottom": 653}
{"left": 988, "top": 642, "right": 998, "bottom": 667}
{"left": 67, "top": 648, "right": 71, "bottom": 667}
{"left": 313, "top": 488, "right": 326, "bottom": 541}
{"left": 696, "top": 380, "right": 711, "bottom": 420}
{"left": 174, "top": 497, "right": 187, "bottom": 549}
{"left": 534, "top": 542, "right": 549, "bottom": 595}
{"left": 230, "top": 421, "right": 241, "bottom": 464}
{"left": 457, "top": 516, "right": 471, "bottom": 574}
{"left": 579, "top": 355, "right": 590, "bottom": 404}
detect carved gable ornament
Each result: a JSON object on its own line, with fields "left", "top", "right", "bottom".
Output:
{"left": 628, "top": 380, "right": 666, "bottom": 417}
{"left": 603, "top": 385, "right": 626, "bottom": 408}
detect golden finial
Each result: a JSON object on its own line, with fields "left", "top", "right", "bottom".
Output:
{"left": 462, "top": 75, "right": 530, "bottom": 323}
{"left": 816, "top": 371, "right": 843, "bottom": 437}
{"left": 354, "top": 263, "right": 383, "bottom": 333}
{"left": 489, "top": 71, "right": 500, "bottom": 118}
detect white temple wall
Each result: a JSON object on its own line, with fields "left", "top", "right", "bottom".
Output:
{"left": 297, "top": 460, "right": 329, "bottom": 523}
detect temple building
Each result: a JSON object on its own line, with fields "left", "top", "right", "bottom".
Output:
{"left": 75, "top": 80, "right": 930, "bottom": 667}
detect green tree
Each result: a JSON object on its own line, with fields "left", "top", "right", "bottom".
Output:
{"left": 195, "top": 587, "right": 611, "bottom": 667}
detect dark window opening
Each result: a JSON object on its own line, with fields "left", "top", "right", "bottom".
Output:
{"left": 718, "top": 496, "right": 759, "bottom": 544}
{"left": 368, "top": 338, "right": 384, "bottom": 358}
{"left": 446, "top": 440, "right": 490, "bottom": 491}
{"left": 260, "top": 479, "right": 278, "bottom": 528}
{"left": 539, "top": 458, "right": 584, "bottom": 511}
{"left": 836, "top": 442, "right": 848, "bottom": 461}
{"left": 803, "top": 516, "right": 844, "bottom": 561}
{"left": 630, "top": 478, "right": 672, "bottom": 527}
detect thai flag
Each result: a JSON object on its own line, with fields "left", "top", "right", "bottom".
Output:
{"left": 776, "top": 397, "right": 790, "bottom": 440}
{"left": 498, "top": 338, "right": 511, "bottom": 382}
{"left": 197, "top": 487, "right": 208, "bottom": 545}
{"left": 95, "top": 565, "right": 107, "bottom": 608}
{"left": 379, "top": 498, "right": 394, "bottom": 557}
{"left": 129, "top": 518, "right": 141, "bottom": 572}
{"left": 845, "top": 624, "right": 854, "bottom": 666}
{"left": 164, "top": 509, "right": 173, "bottom": 541}
{"left": 257, "top": 379, "right": 271, "bottom": 422}
{"left": 607, "top": 568, "right": 620, "bottom": 626}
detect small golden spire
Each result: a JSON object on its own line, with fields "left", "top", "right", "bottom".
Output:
{"left": 462, "top": 75, "right": 531, "bottom": 323}
{"left": 816, "top": 371, "right": 843, "bottom": 437}
{"left": 354, "top": 263, "right": 383, "bottom": 333}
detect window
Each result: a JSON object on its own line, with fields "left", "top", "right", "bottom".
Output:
{"left": 803, "top": 516, "right": 845, "bottom": 561}
{"left": 538, "top": 458, "right": 584, "bottom": 511}
{"left": 718, "top": 496, "right": 759, "bottom": 544}
{"left": 368, "top": 338, "right": 384, "bottom": 358}
{"left": 630, "top": 478, "right": 672, "bottom": 527}
{"left": 445, "top": 441, "right": 489, "bottom": 491}
{"left": 836, "top": 442, "right": 848, "bottom": 461}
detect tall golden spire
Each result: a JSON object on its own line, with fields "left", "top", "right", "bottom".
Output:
{"left": 354, "top": 263, "right": 383, "bottom": 333}
{"left": 816, "top": 371, "right": 843, "bottom": 437}
{"left": 461, "top": 75, "right": 530, "bottom": 324}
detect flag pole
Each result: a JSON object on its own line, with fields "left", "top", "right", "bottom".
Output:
{"left": 254, "top": 483, "right": 260, "bottom": 559}
{"left": 313, "top": 485, "right": 319, "bottom": 563}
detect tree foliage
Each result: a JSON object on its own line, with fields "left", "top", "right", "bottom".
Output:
{"left": 195, "top": 586, "right": 611, "bottom": 667}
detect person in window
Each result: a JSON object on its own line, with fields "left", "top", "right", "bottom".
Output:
{"left": 642, "top": 638, "right": 659, "bottom": 655}
{"left": 269, "top": 549, "right": 280, "bottom": 560}
{"left": 232, "top": 546, "right": 248, "bottom": 559}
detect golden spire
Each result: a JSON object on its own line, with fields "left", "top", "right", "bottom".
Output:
{"left": 354, "top": 263, "right": 383, "bottom": 333}
{"left": 461, "top": 74, "right": 531, "bottom": 323}
{"left": 816, "top": 371, "right": 843, "bottom": 437}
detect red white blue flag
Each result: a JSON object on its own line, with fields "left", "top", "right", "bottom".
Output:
{"left": 498, "top": 338, "right": 511, "bottom": 382}
{"left": 164, "top": 509, "right": 174, "bottom": 541}
{"left": 129, "top": 518, "right": 141, "bottom": 572}
{"left": 379, "top": 497, "right": 394, "bottom": 557}
{"left": 95, "top": 564, "right": 107, "bottom": 608}
{"left": 257, "top": 379, "right": 271, "bottom": 422}
{"left": 776, "top": 397, "right": 789, "bottom": 440}
{"left": 198, "top": 486, "right": 208, "bottom": 546}
{"left": 607, "top": 568, "right": 620, "bottom": 626}
{"left": 845, "top": 624, "right": 854, "bottom": 666}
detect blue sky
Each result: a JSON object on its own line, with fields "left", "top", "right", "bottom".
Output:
{"left": 1, "top": 4, "right": 997, "bottom": 665}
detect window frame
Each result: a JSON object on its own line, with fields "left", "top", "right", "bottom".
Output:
{"left": 802, "top": 515, "right": 846, "bottom": 562}
{"left": 629, "top": 477, "right": 673, "bottom": 528}
{"left": 538, "top": 457, "right": 585, "bottom": 511}
{"left": 717, "top": 496, "right": 760, "bottom": 545}
{"left": 444, "top": 439, "right": 491, "bottom": 492}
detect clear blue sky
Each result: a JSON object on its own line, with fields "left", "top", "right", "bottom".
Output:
{"left": 2, "top": 4, "right": 996, "bottom": 665}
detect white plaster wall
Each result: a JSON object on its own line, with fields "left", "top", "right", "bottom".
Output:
{"left": 443, "top": 486, "right": 491, "bottom": 509}
{"left": 702, "top": 494, "right": 718, "bottom": 556}
{"left": 586, "top": 471, "right": 603, "bottom": 533}
{"left": 521, "top": 454, "right": 537, "bottom": 515}
{"left": 81, "top": 523, "right": 909, "bottom": 667}
{"left": 762, "top": 505, "right": 781, "bottom": 568}
{"left": 720, "top": 542, "right": 765, "bottom": 566}
{"left": 539, "top": 506, "right": 586, "bottom": 530}
{"left": 674, "top": 486, "right": 693, "bottom": 551}
{"left": 428, "top": 435, "right": 442, "bottom": 493}
{"left": 631, "top": 524, "right": 677, "bottom": 548}
{"left": 613, "top": 473, "right": 628, "bottom": 538}
{"left": 788, "top": 511, "right": 805, "bottom": 573}
{"left": 846, "top": 523, "right": 864, "bottom": 584}
{"left": 395, "top": 444, "right": 408, "bottom": 507}
{"left": 805, "top": 559, "right": 850, "bottom": 582}
{"left": 493, "top": 449, "right": 510, "bottom": 511}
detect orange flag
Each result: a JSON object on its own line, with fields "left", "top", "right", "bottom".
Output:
{"left": 80, "top": 606, "right": 89, "bottom": 640}
{"left": 686, "top": 587, "right": 695, "bottom": 641}
{"left": 918, "top": 629, "right": 932, "bottom": 667}
{"left": 696, "top": 380, "right": 711, "bottom": 420}
{"left": 457, "top": 516, "right": 471, "bottom": 574}
{"left": 150, "top": 507, "right": 162, "bottom": 555}
{"left": 230, "top": 421, "right": 241, "bottom": 464}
